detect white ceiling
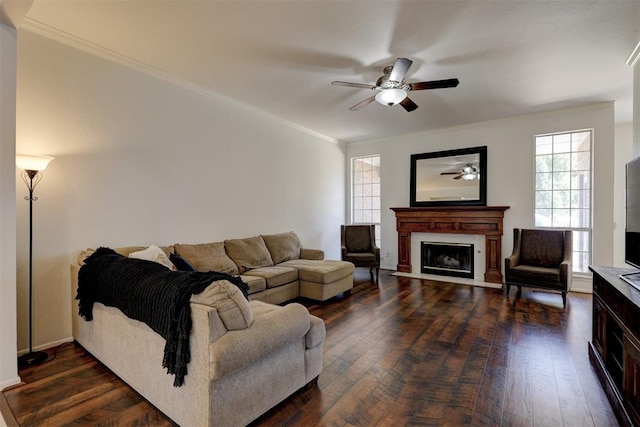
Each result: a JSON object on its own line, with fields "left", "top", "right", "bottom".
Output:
{"left": 17, "top": 0, "right": 640, "bottom": 143}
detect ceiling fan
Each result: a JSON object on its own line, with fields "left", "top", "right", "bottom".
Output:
{"left": 441, "top": 163, "right": 479, "bottom": 181}
{"left": 331, "top": 58, "right": 459, "bottom": 112}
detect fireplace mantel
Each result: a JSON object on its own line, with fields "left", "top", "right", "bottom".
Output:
{"left": 391, "top": 206, "right": 510, "bottom": 283}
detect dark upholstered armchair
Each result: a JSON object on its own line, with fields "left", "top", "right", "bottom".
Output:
{"left": 341, "top": 225, "right": 380, "bottom": 283}
{"left": 505, "top": 228, "right": 573, "bottom": 307}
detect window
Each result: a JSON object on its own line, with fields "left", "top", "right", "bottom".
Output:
{"left": 352, "top": 155, "right": 381, "bottom": 246}
{"left": 534, "top": 130, "right": 592, "bottom": 273}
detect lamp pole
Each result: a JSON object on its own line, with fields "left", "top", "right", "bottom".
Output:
{"left": 17, "top": 169, "right": 48, "bottom": 367}
{"left": 16, "top": 154, "right": 54, "bottom": 368}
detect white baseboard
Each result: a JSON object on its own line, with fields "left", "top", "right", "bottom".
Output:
{"left": 570, "top": 274, "right": 593, "bottom": 293}
{"left": 17, "top": 336, "right": 74, "bottom": 356}
{"left": 0, "top": 376, "right": 21, "bottom": 391}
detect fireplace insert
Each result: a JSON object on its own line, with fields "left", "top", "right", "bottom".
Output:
{"left": 421, "top": 241, "right": 474, "bottom": 279}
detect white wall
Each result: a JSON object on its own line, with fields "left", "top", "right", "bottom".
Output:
{"left": 615, "top": 122, "right": 634, "bottom": 266}
{"left": 0, "top": 22, "right": 19, "bottom": 390}
{"left": 347, "top": 103, "right": 617, "bottom": 292}
{"left": 14, "top": 30, "right": 346, "bottom": 352}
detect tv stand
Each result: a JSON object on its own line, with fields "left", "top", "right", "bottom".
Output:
{"left": 590, "top": 265, "right": 640, "bottom": 426}
{"left": 620, "top": 271, "right": 640, "bottom": 292}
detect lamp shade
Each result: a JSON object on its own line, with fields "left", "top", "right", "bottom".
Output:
{"left": 16, "top": 154, "right": 54, "bottom": 172}
{"left": 375, "top": 88, "right": 407, "bottom": 106}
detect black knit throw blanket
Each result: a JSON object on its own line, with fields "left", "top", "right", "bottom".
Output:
{"left": 76, "top": 247, "right": 249, "bottom": 387}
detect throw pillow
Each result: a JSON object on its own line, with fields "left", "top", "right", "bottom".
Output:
{"left": 224, "top": 236, "right": 274, "bottom": 273}
{"left": 129, "top": 245, "right": 177, "bottom": 271}
{"left": 190, "top": 280, "right": 253, "bottom": 330}
{"left": 261, "top": 231, "right": 302, "bottom": 264}
{"left": 174, "top": 242, "right": 240, "bottom": 275}
{"left": 170, "top": 252, "right": 196, "bottom": 272}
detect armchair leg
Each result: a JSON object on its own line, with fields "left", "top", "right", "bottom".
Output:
{"left": 506, "top": 283, "right": 511, "bottom": 295}
{"left": 376, "top": 268, "right": 379, "bottom": 283}
{"left": 562, "top": 292, "right": 567, "bottom": 308}
{"left": 369, "top": 268, "right": 374, "bottom": 283}
{"left": 516, "top": 286, "right": 522, "bottom": 297}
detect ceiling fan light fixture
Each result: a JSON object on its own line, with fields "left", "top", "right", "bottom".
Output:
{"left": 375, "top": 88, "right": 407, "bottom": 106}
{"left": 461, "top": 164, "right": 478, "bottom": 180}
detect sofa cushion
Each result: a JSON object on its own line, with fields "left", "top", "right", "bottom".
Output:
{"left": 242, "top": 266, "right": 298, "bottom": 288}
{"left": 509, "top": 265, "right": 562, "bottom": 288}
{"left": 129, "top": 245, "right": 177, "bottom": 271}
{"left": 343, "top": 252, "right": 377, "bottom": 263}
{"left": 344, "top": 226, "right": 372, "bottom": 253}
{"left": 224, "top": 236, "right": 274, "bottom": 274}
{"left": 280, "top": 259, "right": 354, "bottom": 284}
{"left": 520, "top": 229, "right": 565, "bottom": 268}
{"left": 190, "top": 280, "right": 253, "bottom": 330}
{"left": 261, "top": 231, "right": 302, "bottom": 264}
{"left": 239, "top": 274, "right": 267, "bottom": 294}
{"left": 175, "top": 243, "right": 239, "bottom": 275}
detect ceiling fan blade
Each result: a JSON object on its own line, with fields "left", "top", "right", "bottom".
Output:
{"left": 349, "top": 96, "right": 376, "bottom": 111}
{"left": 453, "top": 175, "right": 463, "bottom": 180}
{"left": 332, "top": 81, "right": 377, "bottom": 90}
{"left": 400, "top": 97, "right": 419, "bottom": 112}
{"left": 440, "top": 172, "right": 460, "bottom": 175}
{"left": 410, "top": 78, "right": 460, "bottom": 91}
{"left": 389, "top": 58, "right": 413, "bottom": 82}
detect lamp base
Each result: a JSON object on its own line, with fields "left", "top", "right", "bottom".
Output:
{"left": 18, "top": 350, "right": 48, "bottom": 368}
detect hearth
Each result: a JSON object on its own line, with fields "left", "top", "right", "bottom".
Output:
{"left": 421, "top": 241, "right": 474, "bottom": 279}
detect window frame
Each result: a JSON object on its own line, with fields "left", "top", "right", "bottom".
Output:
{"left": 533, "top": 129, "right": 593, "bottom": 274}
{"left": 350, "top": 154, "right": 381, "bottom": 247}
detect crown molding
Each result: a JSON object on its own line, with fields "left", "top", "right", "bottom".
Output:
{"left": 18, "top": 17, "right": 340, "bottom": 145}
{"left": 626, "top": 40, "right": 640, "bottom": 66}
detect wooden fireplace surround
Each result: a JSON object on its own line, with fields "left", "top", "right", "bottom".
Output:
{"left": 391, "top": 206, "right": 510, "bottom": 284}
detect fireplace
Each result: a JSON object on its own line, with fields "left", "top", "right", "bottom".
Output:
{"left": 391, "top": 206, "right": 509, "bottom": 283}
{"left": 421, "top": 241, "right": 474, "bottom": 279}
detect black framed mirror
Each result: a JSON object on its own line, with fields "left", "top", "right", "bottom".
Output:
{"left": 410, "top": 146, "right": 487, "bottom": 207}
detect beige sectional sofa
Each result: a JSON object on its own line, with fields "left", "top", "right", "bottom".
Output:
{"left": 173, "top": 231, "right": 354, "bottom": 303}
{"left": 71, "top": 232, "right": 353, "bottom": 426}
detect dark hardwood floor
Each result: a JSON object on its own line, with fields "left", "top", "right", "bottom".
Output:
{"left": 2, "top": 270, "right": 618, "bottom": 426}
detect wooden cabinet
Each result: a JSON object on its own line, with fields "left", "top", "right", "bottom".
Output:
{"left": 593, "top": 294, "right": 606, "bottom": 356}
{"left": 590, "top": 266, "right": 640, "bottom": 426}
{"left": 624, "top": 336, "right": 640, "bottom": 424}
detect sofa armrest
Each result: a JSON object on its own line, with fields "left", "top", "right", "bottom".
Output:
{"left": 505, "top": 228, "right": 522, "bottom": 276}
{"left": 209, "top": 302, "right": 310, "bottom": 379}
{"left": 300, "top": 248, "right": 324, "bottom": 260}
{"left": 374, "top": 247, "right": 381, "bottom": 263}
{"left": 560, "top": 261, "right": 572, "bottom": 290}
{"left": 504, "top": 253, "right": 520, "bottom": 275}
{"left": 306, "top": 315, "right": 325, "bottom": 349}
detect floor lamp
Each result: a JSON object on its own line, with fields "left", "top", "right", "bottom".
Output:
{"left": 16, "top": 154, "right": 54, "bottom": 368}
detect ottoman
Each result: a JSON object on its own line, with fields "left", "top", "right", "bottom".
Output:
{"left": 280, "top": 259, "right": 355, "bottom": 301}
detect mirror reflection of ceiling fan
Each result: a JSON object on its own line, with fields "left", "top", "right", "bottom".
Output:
{"left": 441, "top": 163, "right": 479, "bottom": 180}
{"left": 331, "top": 58, "right": 459, "bottom": 112}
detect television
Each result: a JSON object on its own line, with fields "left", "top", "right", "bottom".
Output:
{"left": 622, "top": 156, "right": 640, "bottom": 289}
